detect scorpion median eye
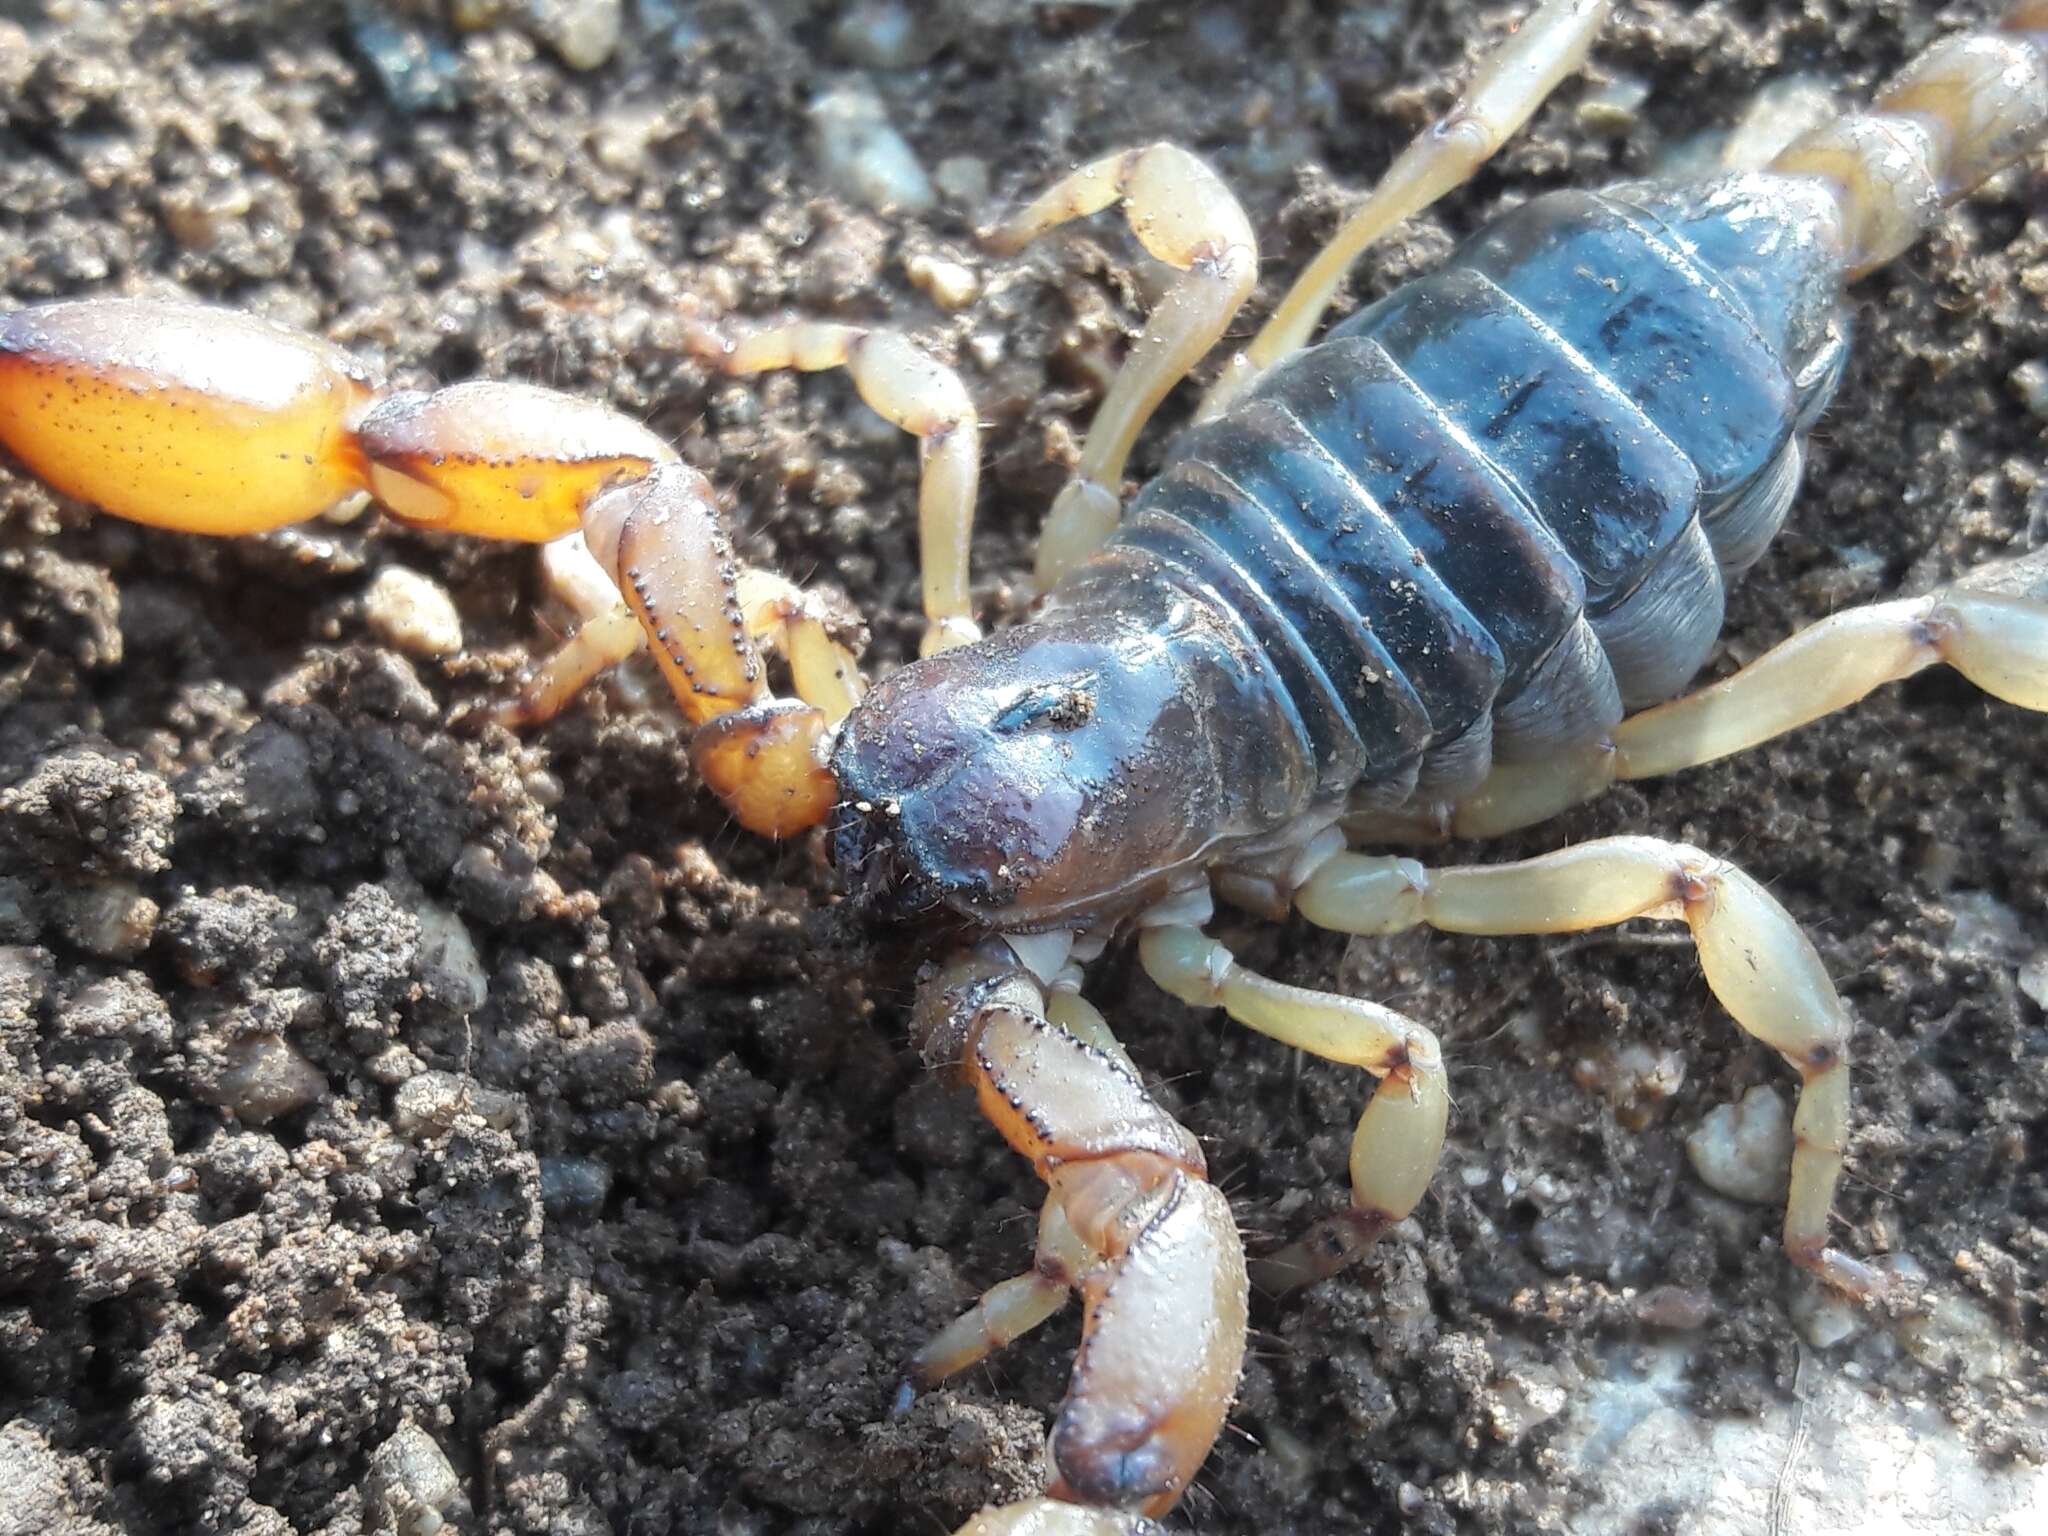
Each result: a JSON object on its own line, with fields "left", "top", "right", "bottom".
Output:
{"left": 993, "top": 682, "right": 1095, "bottom": 734}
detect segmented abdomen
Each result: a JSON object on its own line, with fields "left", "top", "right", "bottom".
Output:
{"left": 1086, "top": 176, "right": 1846, "bottom": 808}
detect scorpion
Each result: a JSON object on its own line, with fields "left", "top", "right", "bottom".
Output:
{"left": 2, "top": 0, "right": 2046, "bottom": 1530}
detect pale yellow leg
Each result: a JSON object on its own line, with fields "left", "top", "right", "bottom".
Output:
{"left": 1139, "top": 925, "right": 1450, "bottom": 1291}
{"left": 1046, "top": 989, "right": 1137, "bottom": 1074}
{"left": 1296, "top": 836, "right": 1887, "bottom": 1297}
{"left": 702, "top": 321, "right": 983, "bottom": 659}
{"left": 734, "top": 569, "right": 865, "bottom": 726}
{"left": 907, "top": 1198, "right": 1096, "bottom": 1388}
{"left": 1456, "top": 579, "right": 2048, "bottom": 838}
{"left": 983, "top": 144, "right": 1257, "bottom": 589}
{"left": 505, "top": 535, "right": 867, "bottom": 728}
{"left": 497, "top": 606, "right": 647, "bottom": 727}
{"left": 495, "top": 534, "right": 649, "bottom": 726}
{"left": 1201, "top": 0, "right": 1612, "bottom": 418}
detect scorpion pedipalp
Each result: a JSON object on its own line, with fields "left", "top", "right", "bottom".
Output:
{"left": 909, "top": 956, "right": 1248, "bottom": 1519}
{"left": 0, "top": 296, "right": 857, "bottom": 837}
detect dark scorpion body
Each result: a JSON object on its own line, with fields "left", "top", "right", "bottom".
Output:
{"left": 839, "top": 173, "right": 1849, "bottom": 919}
{"left": 3, "top": 2, "right": 2046, "bottom": 1532}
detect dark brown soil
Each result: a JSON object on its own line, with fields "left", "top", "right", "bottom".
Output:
{"left": 2, "top": 3, "right": 2043, "bottom": 1534}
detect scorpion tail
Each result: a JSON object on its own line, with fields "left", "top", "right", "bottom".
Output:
{"left": 1770, "top": 2, "right": 2048, "bottom": 277}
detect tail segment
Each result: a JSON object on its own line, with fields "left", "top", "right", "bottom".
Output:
{"left": 1771, "top": 2, "right": 2048, "bottom": 276}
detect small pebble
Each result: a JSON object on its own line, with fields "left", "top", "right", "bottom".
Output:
{"left": 366, "top": 566, "right": 464, "bottom": 658}
{"left": 391, "top": 1071, "right": 521, "bottom": 1140}
{"left": 159, "top": 180, "right": 254, "bottom": 252}
{"left": 1789, "top": 1275, "right": 1865, "bottom": 1349}
{"left": 2010, "top": 359, "right": 2048, "bottom": 420}
{"left": 363, "top": 1043, "right": 425, "bottom": 1085}
{"left": 364, "top": 1423, "right": 470, "bottom": 1536}
{"left": 809, "top": 76, "right": 935, "bottom": 213}
{"left": 411, "top": 897, "right": 488, "bottom": 1015}
{"left": 592, "top": 104, "right": 664, "bottom": 176}
{"left": 539, "top": 1155, "right": 613, "bottom": 1221}
{"left": 215, "top": 1033, "right": 326, "bottom": 1125}
{"left": 1633, "top": 1284, "right": 1716, "bottom": 1331}
{"left": 57, "top": 881, "right": 158, "bottom": 960}
{"left": 905, "top": 251, "right": 981, "bottom": 310}
{"left": 1685, "top": 1084, "right": 1792, "bottom": 1205}
{"left": 525, "top": 0, "right": 623, "bottom": 71}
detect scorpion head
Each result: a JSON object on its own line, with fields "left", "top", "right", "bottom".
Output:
{"left": 829, "top": 597, "right": 1306, "bottom": 933}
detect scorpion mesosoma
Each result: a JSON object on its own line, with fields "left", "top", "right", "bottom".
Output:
{"left": 3, "top": 1, "right": 2048, "bottom": 1529}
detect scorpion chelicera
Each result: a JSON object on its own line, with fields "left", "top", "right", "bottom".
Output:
{"left": 4, "top": 2, "right": 2047, "bottom": 1530}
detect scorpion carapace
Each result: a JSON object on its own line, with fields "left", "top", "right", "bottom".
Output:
{"left": 3, "top": 2, "right": 2048, "bottom": 1533}
{"left": 830, "top": 583, "right": 1309, "bottom": 932}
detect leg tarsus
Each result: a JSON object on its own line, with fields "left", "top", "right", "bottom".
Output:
{"left": 494, "top": 604, "right": 645, "bottom": 728}
{"left": 1253, "top": 1205, "right": 1395, "bottom": 1295}
{"left": 908, "top": 1198, "right": 1093, "bottom": 1389}
{"left": 1139, "top": 924, "right": 1450, "bottom": 1288}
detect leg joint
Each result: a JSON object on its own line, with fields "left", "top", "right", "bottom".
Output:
{"left": 1664, "top": 847, "right": 1721, "bottom": 914}
{"left": 1801, "top": 1038, "right": 1844, "bottom": 1075}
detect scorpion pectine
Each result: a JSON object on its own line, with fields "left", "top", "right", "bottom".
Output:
{"left": 3, "top": 2, "right": 2047, "bottom": 1531}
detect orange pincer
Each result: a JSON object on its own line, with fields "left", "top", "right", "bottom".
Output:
{"left": 0, "top": 298, "right": 378, "bottom": 534}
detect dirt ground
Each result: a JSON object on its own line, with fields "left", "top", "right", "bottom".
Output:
{"left": 1, "top": 1, "right": 2044, "bottom": 1533}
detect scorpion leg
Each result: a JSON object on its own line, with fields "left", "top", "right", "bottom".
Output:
{"left": 496, "top": 534, "right": 653, "bottom": 724}
{"left": 1455, "top": 561, "right": 2048, "bottom": 838}
{"left": 982, "top": 145, "right": 1257, "bottom": 589}
{"left": 1293, "top": 837, "right": 1891, "bottom": 1298}
{"left": 913, "top": 952, "right": 1248, "bottom": 1521}
{"left": 1771, "top": 1, "right": 2048, "bottom": 277}
{"left": 1203, "top": 0, "right": 1612, "bottom": 417}
{"left": 1138, "top": 927, "right": 1451, "bottom": 1293}
{"left": 693, "top": 320, "right": 983, "bottom": 658}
